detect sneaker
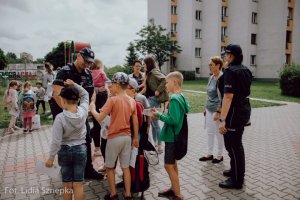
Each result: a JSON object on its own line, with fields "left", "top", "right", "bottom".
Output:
{"left": 158, "top": 188, "right": 175, "bottom": 198}
{"left": 94, "top": 149, "right": 102, "bottom": 156}
{"left": 13, "top": 126, "right": 21, "bottom": 130}
{"left": 23, "top": 129, "right": 28, "bottom": 134}
{"left": 212, "top": 156, "right": 223, "bottom": 163}
{"left": 104, "top": 193, "right": 119, "bottom": 200}
{"left": 199, "top": 155, "right": 213, "bottom": 161}
{"left": 28, "top": 129, "right": 33, "bottom": 133}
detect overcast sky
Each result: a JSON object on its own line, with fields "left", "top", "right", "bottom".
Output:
{"left": 0, "top": 0, "right": 147, "bottom": 67}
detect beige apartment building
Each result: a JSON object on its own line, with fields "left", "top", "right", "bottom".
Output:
{"left": 148, "top": 0, "right": 300, "bottom": 79}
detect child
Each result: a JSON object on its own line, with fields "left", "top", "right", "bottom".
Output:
{"left": 152, "top": 71, "right": 190, "bottom": 200}
{"left": 90, "top": 72, "right": 139, "bottom": 200}
{"left": 35, "top": 81, "right": 46, "bottom": 114}
{"left": 20, "top": 81, "right": 36, "bottom": 133}
{"left": 4, "top": 80, "right": 19, "bottom": 134}
{"left": 45, "top": 79, "right": 88, "bottom": 200}
{"left": 98, "top": 115, "right": 110, "bottom": 173}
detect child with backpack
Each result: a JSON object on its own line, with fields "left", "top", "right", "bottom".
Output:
{"left": 4, "top": 80, "right": 20, "bottom": 134}
{"left": 35, "top": 81, "right": 46, "bottom": 114}
{"left": 90, "top": 72, "right": 139, "bottom": 200}
{"left": 20, "top": 81, "right": 36, "bottom": 133}
{"left": 46, "top": 79, "right": 88, "bottom": 200}
{"left": 152, "top": 71, "right": 190, "bottom": 200}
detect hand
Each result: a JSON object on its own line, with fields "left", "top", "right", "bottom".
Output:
{"left": 45, "top": 159, "right": 54, "bottom": 167}
{"left": 219, "top": 122, "right": 227, "bottom": 134}
{"left": 213, "top": 112, "right": 219, "bottom": 121}
{"left": 132, "top": 138, "right": 139, "bottom": 148}
{"left": 151, "top": 108, "right": 159, "bottom": 120}
{"left": 64, "top": 79, "right": 75, "bottom": 86}
{"left": 155, "top": 91, "right": 160, "bottom": 97}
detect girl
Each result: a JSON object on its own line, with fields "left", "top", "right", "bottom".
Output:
{"left": 4, "top": 80, "right": 19, "bottom": 134}
{"left": 20, "top": 81, "right": 36, "bottom": 133}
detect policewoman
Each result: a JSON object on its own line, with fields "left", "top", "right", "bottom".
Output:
{"left": 218, "top": 44, "right": 252, "bottom": 189}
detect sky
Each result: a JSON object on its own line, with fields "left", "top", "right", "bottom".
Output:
{"left": 0, "top": 0, "right": 147, "bottom": 67}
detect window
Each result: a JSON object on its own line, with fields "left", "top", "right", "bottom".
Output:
{"left": 195, "top": 29, "right": 201, "bottom": 39}
{"left": 252, "top": 0, "right": 258, "bottom": 2}
{"left": 196, "top": 0, "right": 202, "bottom": 2}
{"left": 196, "top": 10, "right": 201, "bottom": 20}
{"left": 171, "top": 6, "right": 177, "bottom": 15}
{"left": 252, "top": 12, "right": 257, "bottom": 24}
{"left": 171, "top": 23, "right": 177, "bottom": 35}
{"left": 222, "top": 6, "right": 227, "bottom": 18}
{"left": 196, "top": 67, "right": 200, "bottom": 74}
{"left": 286, "top": 54, "right": 291, "bottom": 64}
{"left": 250, "top": 55, "right": 256, "bottom": 65}
{"left": 288, "top": 8, "right": 293, "bottom": 20}
{"left": 195, "top": 48, "right": 201, "bottom": 57}
{"left": 251, "top": 34, "right": 257, "bottom": 45}
{"left": 221, "top": 27, "right": 227, "bottom": 37}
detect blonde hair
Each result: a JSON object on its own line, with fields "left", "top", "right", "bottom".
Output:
{"left": 95, "top": 59, "right": 103, "bottom": 69}
{"left": 166, "top": 71, "right": 184, "bottom": 87}
{"left": 210, "top": 56, "right": 223, "bottom": 70}
{"left": 23, "top": 81, "right": 32, "bottom": 89}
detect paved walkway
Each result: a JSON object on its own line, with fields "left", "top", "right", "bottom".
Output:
{"left": 0, "top": 103, "right": 300, "bottom": 200}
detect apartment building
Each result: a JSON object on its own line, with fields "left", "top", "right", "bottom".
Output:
{"left": 148, "top": 0, "right": 300, "bottom": 79}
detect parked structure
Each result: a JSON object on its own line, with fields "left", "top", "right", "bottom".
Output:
{"left": 148, "top": 0, "right": 300, "bottom": 79}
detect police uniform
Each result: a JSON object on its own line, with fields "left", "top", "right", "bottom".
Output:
{"left": 50, "top": 63, "right": 99, "bottom": 176}
{"left": 218, "top": 64, "right": 252, "bottom": 186}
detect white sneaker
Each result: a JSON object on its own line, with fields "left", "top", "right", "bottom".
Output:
{"left": 94, "top": 149, "right": 102, "bottom": 156}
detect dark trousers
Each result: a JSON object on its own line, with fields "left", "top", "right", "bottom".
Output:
{"left": 91, "top": 91, "right": 108, "bottom": 148}
{"left": 36, "top": 100, "right": 46, "bottom": 113}
{"left": 49, "top": 98, "right": 95, "bottom": 173}
{"left": 224, "top": 126, "right": 245, "bottom": 185}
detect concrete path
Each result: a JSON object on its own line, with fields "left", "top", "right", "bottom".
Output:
{"left": 0, "top": 103, "right": 300, "bottom": 199}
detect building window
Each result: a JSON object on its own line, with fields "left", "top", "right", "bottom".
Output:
{"left": 196, "top": 0, "right": 202, "bottom": 2}
{"left": 288, "top": 8, "right": 293, "bottom": 20}
{"left": 286, "top": 54, "right": 291, "bottom": 64}
{"left": 251, "top": 34, "right": 257, "bottom": 45}
{"left": 171, "top": 23, "right": 177, "bottom": 35}
{"left": 252, "top": 12, "right": 258, "bottom": 24}
{"left": 252, "top": 0, "right": 258, "bottom": 2}
{"left": 196, "top": 67, "right": 200, "bottom": 74}
{"left": 250, "top": 55, "right": 256, "bottom": 65}
{"left": 195, "top": 29, "right": 201, "bottom": 39}
{"left": 196, "top": 10, "right": 201, "bottom": 20}
{"left": 171, "top": 6, "right": 177, "bottom": 15}
{"left": 195, "top": 48, "right": 201, "bottom": 57}
{"left": 222, "top": 6, "right": 227, "bottom": 18}
{"left": 221, "top": 27, "right": 227, "bottom": 42}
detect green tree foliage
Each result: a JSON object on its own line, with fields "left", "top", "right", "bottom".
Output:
{"left": 125, "top": 42, "right": 139, "bottom": 66}
{"left": 6, "top": 52, "right": 19, "bottom": 64}
{"left": 0, "top": 48, "right": 8, "bottom": 70}
{"left": 44, "top": 42, "right": 65, "bottom": 69}
{"left": 34, "top": 58, "right": 45, "bottom": 64}
{"left": 279, "top": 63, "right": 300, "bottom": 97}
{"left": 134, "top": 20, "right": 182, "bottom": 70}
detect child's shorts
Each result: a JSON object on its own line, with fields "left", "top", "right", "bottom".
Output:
{"left": 58, "top": 144, "right": 87, "bottom": 182}
{"left": 105, "top": 135, "right": 131, "bottom": 169}
{"left": 165, "top": 142, "right": 176, "bottom": 164}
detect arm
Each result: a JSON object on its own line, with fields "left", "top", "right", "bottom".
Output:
{"left": 154, "top": 99, "right": 181, "bottom": 125}
{"left": 71, "top": 81, "right": 89, "bottom": 115}
{"left": 131, "top": 107, "right": 139, "bottom": 148}
{"left": 90, "top": 98, "right": 111, "bottom": 122}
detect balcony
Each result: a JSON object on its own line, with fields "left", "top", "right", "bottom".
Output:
{"left": 222, "top": 0, "right": 228, "bottom": 7}
{"left": 287, "top": 19, "right": 293, "bottom": 30}
{"left": 288, "top": 0, "right": 294, "bottom": 8}
{"left": 221, "top": 16, "right": 228, "bottom": 26}
{"left": 286, "top": 42, "right": 292, "bottom": 54}
{"left": 171, "top": 14, "right": 177, "bottom": 23}
{"left": 171, "top": 31, "right": 177, "bottom": 40}
{"left": 221, "top": 35, "right": 228, "bottom": 45}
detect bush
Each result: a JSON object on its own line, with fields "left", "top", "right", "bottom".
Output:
{"left": 279, "top": 64, "right": 300, "bottom": 97}
{"left": 179, "top": 71, "right": 195, "bottom": 81}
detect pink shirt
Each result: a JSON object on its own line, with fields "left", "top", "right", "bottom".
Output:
{"left": 101, "top": 94, "right": 136, "bottom": 139}
{"left": 91, "top": 69, "right": 109, "bottom": 88}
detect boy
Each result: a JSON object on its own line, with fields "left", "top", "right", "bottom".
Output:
{"left": 90, "top": 72, "right": 139, "bottom": 200}
{"left": 46, "top": 79, "right": 88, "bottom": 200}
{"left": 35, "top": 81, "right": 46, "bottom": 114}
{"left": 152, "top": 71, "right": 190, "bottom": 200}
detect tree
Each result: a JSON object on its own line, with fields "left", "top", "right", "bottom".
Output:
{"left": 34, "top": 58, "right": 45, "bottom": 64}
{"left": 134, "top": 20, "right": 182, "bottom": 70}
{"left": 0, "top": 48, "right": 8, "bottom": 70}
{"left": 6, "top": 52, "right": 18, "bottom": 64}
{"left": 44, "top": 42, "right": 65, "bottom": 69}
{"left": 125, "top": 42, "right": 139, "bottom": 66}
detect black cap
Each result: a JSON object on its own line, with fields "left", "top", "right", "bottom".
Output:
{"left": 225, "top": 44, "right": 243, "bottom": 57}
{"left": 60, "top": 86, "right": 79, "bottom": 100}
{"left": 79, "top": 48, "right": 95, "bottom": 64}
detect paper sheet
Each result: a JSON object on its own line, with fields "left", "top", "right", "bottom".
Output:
{"left": 35, "top": 160, "right": 61, "bottom": 179}
{"left": 129, "top": 147, "right": 138, "bottom": 168}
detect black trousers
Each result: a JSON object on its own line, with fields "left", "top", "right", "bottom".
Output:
{"left": 224, "top": 126, "right": 245, "bottom": 185}
{"left": 91, "top": 91, "right": 108, "bottom": 148}
{"left": 49, "top": 98, "right": 94, "bottom": 173}
{"left": 36, "top": 100, "right": 46, "bottom": 113}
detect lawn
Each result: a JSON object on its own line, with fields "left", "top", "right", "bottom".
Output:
{"left": 0, "top": 79, "right": 297, "bottom": 128}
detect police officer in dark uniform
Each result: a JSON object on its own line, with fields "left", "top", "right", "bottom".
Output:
{"left": 51, "top": 47, "right": 104, "bottom": 180}
{"left": 218, "top": 44, "right": 252, "bottom": 189}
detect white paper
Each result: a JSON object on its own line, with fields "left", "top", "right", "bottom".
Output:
{"left": 35, "top": 160, "right": 61, "bottom": 179}
{"left": 129, "top": 147, "right": 138, "bottom": 168}
{"left": 143, "top": 109, "right": 153, "bottom": 117}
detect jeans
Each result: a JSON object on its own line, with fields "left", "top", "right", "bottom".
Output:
{"left": 148, "top": 96, "right": 161, "bottom": 145}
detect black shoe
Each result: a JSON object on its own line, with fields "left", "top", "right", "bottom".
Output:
{"left": 85, "top": 169, "right": 104, "bottom": 180}
{"left": 116, "top": 181, "right": 124, "bottom": 188}
{"left": 212, "top": 156, "right": 223, "bottom": 163}
{"left": 223, "top": 169, "right": 231, "bottom": 177}
{"left": 104, "top": 193, "right": 119, "bottom": 200}
{"left": 219, "top": 178, "right": 243, "bottom": 189}
{"left": 158, "top": 188, "right": 175, "bottom": 198}
{"left": 199, "top": 155, "right": 213, "bottom": 161}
